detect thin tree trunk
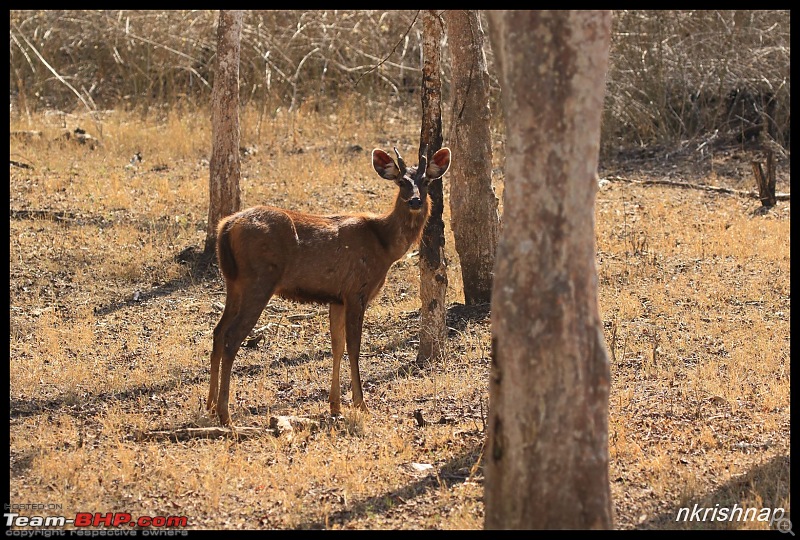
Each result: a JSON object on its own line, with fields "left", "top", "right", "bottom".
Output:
{"left": 417, "top": 10, "right": 447, "bottom": 364}
{"left": 445, "top": 10, "right": 500, "bottom": 305}
{"left": 205, "top": 10, "right": 243, "bottom": 256}
{"left": 485, "top": 10, "right": 613, "bottom": 529}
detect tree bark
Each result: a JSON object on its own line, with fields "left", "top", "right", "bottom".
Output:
{"left": 205, "top": 10, "right": 243, "bottom": 256}
{"left": 484, "top": 10, "right": 613, "bottom": 529}
{"left": 444, "top": 10, "right": 500, "bottom": 305}
{"left": 417, "top": 10, "right": 447, "bottom": 364}
{"left": 752, "top": 150, "right": 777, "bottom": 207}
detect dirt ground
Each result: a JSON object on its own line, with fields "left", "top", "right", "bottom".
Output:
{"left": 8, "top": 110, "right": 791, "bottom": 530}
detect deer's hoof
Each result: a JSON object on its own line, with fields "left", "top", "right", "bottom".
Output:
{"left": 329, "top": 395, "right": 343, "bottom": 417}
{"left": 354, "top": 402, "right": 369, "bottom": 413}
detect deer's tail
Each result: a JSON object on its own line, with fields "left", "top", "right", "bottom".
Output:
{"left": 216, "top": 217, "right": 238, "bottom": 281}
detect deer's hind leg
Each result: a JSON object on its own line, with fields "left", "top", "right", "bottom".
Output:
{"left": 207, "top": 281, "right": 242, "bottom": 415}
{"left": 215, "top": 279, "right": 275, "bottom": 426}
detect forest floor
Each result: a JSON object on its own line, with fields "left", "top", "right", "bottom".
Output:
{"left": 9, "top": 106, "right": 790, "bottom": 530}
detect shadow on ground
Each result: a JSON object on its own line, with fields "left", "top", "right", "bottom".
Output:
{"left": 639, "top": 454, "right": 790, "bottom": 530}
{"left": 297, "top": 440, "right": 485, "bottom": 529}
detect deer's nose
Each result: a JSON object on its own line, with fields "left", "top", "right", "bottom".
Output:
{"left": 408, "top": 197, "right": 423, "bottom": 210}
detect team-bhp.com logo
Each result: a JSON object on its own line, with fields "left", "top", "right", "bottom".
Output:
{"left": 5, "top": 512, "right": 188, "bottom": 529}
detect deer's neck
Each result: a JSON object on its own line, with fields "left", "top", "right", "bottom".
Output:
{"left": 376, "top": 194, "right": 430, "bottom": 261}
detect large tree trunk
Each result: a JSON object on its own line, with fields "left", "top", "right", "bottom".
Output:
{"left": 484, "top": 10, "right": 613, "bottom": 529}
{"left": 417, "top": 10, "right": 448, "bottom": 364}
{"left": 205, "top": 10, "right": 243, "bottom": 256}
{"left": 444, "top": 10, "right": 500, "bottom": 305}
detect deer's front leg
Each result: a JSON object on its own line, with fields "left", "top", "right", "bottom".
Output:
{"left": 344, "top": 302, "right": 368, "bottom": 412}
{"left": 329, "top": 303, "right": 346, "bottom": 416}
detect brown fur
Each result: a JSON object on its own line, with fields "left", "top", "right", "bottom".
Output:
{"left": 206, "top": 147, "right": 451, "bottom": 425}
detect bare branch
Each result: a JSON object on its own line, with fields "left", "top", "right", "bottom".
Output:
{"left": 12, "top": 24, "right": 103, "bottom": 137}
{"left": 354, "top": 10, "right": 420, "bottom": 88}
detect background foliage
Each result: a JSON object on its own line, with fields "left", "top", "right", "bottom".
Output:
{"left": 9, "top": 10, "right": 791, "bottom": 154}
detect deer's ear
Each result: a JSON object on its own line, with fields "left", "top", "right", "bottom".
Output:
{"left": 426, "top": 147, "right": 451, "bottom": 180}
{"left": 372, "top": 149, "right": 401, "bottom": 180}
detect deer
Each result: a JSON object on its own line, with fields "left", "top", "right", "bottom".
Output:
{"left": 206, "top": 146, "right": 451, "bottom": 425}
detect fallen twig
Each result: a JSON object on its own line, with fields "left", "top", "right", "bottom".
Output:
{"left": 10, "top": 160, "right": 33, "bottom": 169}
{"left": 9, "top": 208, "right": 78, "bottom": 222}
{"left": 601, "top": 175, "right": 790, "bottom": 201}
{"left": 135, "top": 426, "right": 273, "bottom": 442}
{"left": 135, "top": 415, "right": 320, "bottom": 443}
{"left": 10, "top": 130, "right": 42, "bottom": 140}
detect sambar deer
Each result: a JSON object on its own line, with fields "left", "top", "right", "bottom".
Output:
{"left": 206, "top": 146, "right": 451, "bottom": 425}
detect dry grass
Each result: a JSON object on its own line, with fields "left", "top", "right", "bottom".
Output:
{"left": 9, "top": 100, "right": 790, "bottom": 530}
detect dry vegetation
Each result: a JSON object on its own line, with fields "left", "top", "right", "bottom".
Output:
{"left": 10, "top": 10, "right": 790, "bottom": 151}
{"left": 9, "top": 95, "right": 790, "bottom": 529}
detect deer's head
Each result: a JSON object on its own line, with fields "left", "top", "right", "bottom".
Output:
{"left": 372, "top": 147, "right": 451, "bottom": 212}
